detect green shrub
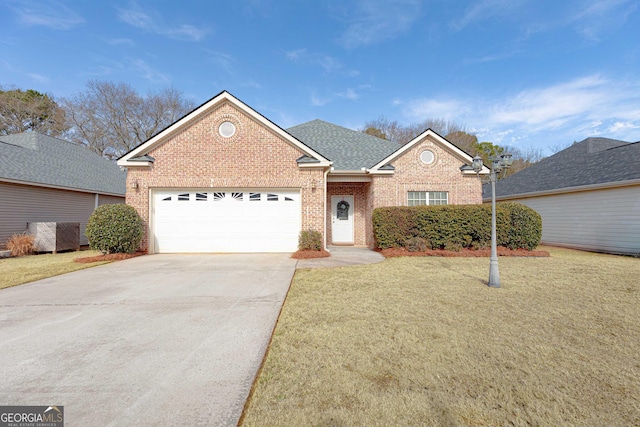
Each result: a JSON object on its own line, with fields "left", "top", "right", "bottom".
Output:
{"left": 501, "top": 202, "right": 542, "bottom": 250}
{"left": 298, "top": 229, "right": 323, "bottom": 251}
{"left": 373, "top": 203, "right": 541, "bottom": 251}
{"left": 372, "top": 207, "right": 414, "bottom": 249}
{"left": 85, "top": 204, "right": 143, "bottom": 254}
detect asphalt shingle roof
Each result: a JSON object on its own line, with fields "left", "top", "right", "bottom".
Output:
{"left": 287, "top": 119, "right": 400, "bottom": 170}
{"left": 485, "top": 137, "right": 640, "bottom": 199}
{"left": 0, "top": 132, "right": 126, "bottom": 195}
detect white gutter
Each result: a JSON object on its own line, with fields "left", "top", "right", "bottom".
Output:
{"left": 323, "top": 167, "right": 330, "bottom": 252}
{"left": 0, "top": 177, "right": 126, "bottom": 198}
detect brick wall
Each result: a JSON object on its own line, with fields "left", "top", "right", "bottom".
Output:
{"left": 371, "top": 136, "right": 482, "bottom": 209}
{"left": 125, "top": 101, "right": 325, "bottom": 252}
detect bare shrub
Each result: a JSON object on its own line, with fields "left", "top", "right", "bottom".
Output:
{"left": 6, "top": 233, "right": 35, "bottom": 256}
{"left": 404, "top": 237, "right": 431, "bottom": 252}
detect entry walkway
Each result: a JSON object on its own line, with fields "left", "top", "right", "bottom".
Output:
{"left": 295, "top": 245, "right": 385, "bottom": 269}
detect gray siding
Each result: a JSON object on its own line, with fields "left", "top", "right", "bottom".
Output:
{"left": 510, "top": 185, "right": 640, "bottom": 255}
{"left": 0, "top": 182, "right": 122, "bottom": 247}
{"left": 98, "top": 194, "right": 126, "bottom": 206}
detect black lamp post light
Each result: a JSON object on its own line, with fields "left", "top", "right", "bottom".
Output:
{"left": 472, "top": 153, "right": 513, "bottom": 288}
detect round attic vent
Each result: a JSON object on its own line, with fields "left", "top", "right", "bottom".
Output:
{"left": 219, "top": 121, "right": 236, "bottom": 138}
{"left": 420, "top": 150, "right": 435, "bottom": 165}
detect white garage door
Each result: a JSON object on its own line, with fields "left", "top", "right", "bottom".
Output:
{"left": 153, "top": 189, "right": 301, "bottom": 253}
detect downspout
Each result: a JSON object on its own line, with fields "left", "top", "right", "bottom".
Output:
{"left": 323, "top": 167, "right": 330, "bottom": 252}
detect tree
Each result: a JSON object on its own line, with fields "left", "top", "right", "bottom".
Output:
{"left": 361, "top": 115, "right": 469, "bottom": 145}
{"left": 361, "top": 115, "right": 418, "bottom": 144}
{"left": 63, "top": 81, "right": 196, "bottom": 160}
{"left": 0, "top": 86, "right": 68, "bottom": 136}
{"left": 363, "top": 126, "right": 387, "bottom": 140}
{"left": 501, "top": 146, "right": 546, "bottom": 178}
{"left": 444, "top": 130, "right": 478, "bottom": 154}
{"left": 361, "top": 115, "right": 547, "bottom": 177}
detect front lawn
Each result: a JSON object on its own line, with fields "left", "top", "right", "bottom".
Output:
{"left": 0, "top": 250, "right": 110, "bottom": 289}
{"left": 241, "top": 247, "right": 640, "bottom": 426}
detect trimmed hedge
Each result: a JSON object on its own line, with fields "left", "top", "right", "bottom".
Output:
{"left": 85, "top": 204, "right": 143, "bottom": 254}
{"left": 372, "top": 203, "right": 541, "bottom": 251}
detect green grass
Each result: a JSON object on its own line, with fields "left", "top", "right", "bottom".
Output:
{"left": 0, "top": 250, "right": 109, "bottom": 289}
{"left": 241, "top": 247, "right": 640, "bottom": 426}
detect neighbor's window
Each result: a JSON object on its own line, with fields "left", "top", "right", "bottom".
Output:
{"left": 408, "top": 191, "right": 448, "bottom": 206}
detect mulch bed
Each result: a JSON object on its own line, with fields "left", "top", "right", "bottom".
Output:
{"left": 380, "top": 247, "right": 550, "bottom": 258}
{"left": 291, "top": 250, "right": 331, "bottom": 259}
{"left": 74, "top": 251, "right": 147, "bottom": 263}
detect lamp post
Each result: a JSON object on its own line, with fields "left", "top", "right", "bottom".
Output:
{"left": 472, "top": 153, "right": 513, "bottom": 288}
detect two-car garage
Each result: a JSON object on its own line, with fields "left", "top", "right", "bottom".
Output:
{"left": 152, "top": 189, "right": 301, "bottom": 253}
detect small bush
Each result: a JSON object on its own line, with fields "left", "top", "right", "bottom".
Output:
{"left": 298, "top": 229, "right": 323, "bottom": 251}
{"left": 6, "top": 232, "right": 35, "bottom": 256}
{"left": 405, "top": 237, "right": 431, "bottom": 252}
{"left": 85, "top": 204, "right": 143, "bottom": 254}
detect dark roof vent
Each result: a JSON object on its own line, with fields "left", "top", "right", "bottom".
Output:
{"left": 296, "top": 155, "right": 320, "bottom": 164}
{"left": 129, "top": 155, "right": 155, "bottom": 162}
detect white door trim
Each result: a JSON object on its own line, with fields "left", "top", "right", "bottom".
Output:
{"left": 331, "top": 195, "right": 354, "bottom": 244}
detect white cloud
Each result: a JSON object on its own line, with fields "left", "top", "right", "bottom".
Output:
{"left": 7, "top": 0, "right": 84, "bottom": 30}
{"left": 336, "top": 84, "right": 371, "bottom": 101}
{"left": 570, "top": 0, "right": 638, "bottom": 40}
{"left": 117, "top": 3, "right": 208, "bottom": 41}
{"left": 401, "top": 75, "right": 640, "bottom": 152}
{"left": 490, "top": 75, "right": 611, "bottom": 127}
{"left": 451, "top": 0, "right": 526, "bottom": 31}
{"left": 337, "top": 0, "right": 422, "bottom": 48}
{"left": 404, "top": 98, "right": 466, "bottom": 120}
{"left": 205, "top": 50, "right": 235, "bottom": 75}
{"left": 285, "top": 48, "right": 347, "bottom": 74}
{"left": 108, "top": 38, "right": 134, "bottom": 46}
{"left": 310, "top": 91, "right": 331, "bottom": 107}
{"left": 285, "top": 49, "right": 306, "bottom": 61}
{"left": 606, "top": 121, "right": 640, "bottom": 133}
{"left": 131, "top": 59, "right": 170, "bottom": 84}
{"left": 166, "top": 24, "right": 208, "bottom": 41}
{"left": 27, "top": 73, "right": 49, "bottom": 83}
{"left": 242, "top": 80, "right": 262, "bottom": 89}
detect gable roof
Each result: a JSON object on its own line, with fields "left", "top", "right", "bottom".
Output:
{"left": 117, "top": 90, "right": 331, "bottom": 168}
{"left": 369, "top": 128, "right": 490, "bottom": 174}
{"left": 485, "top": 137, "right": 640, "bottom": 200}
{"left": 0, "top": 132, "right": 126, "bottom": 196}
{"left": 286, "top": 119, "right": 399, "bottom": 171}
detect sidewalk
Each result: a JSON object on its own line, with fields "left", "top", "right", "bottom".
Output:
{"left": 295, "top": 245, "right": 385, "bottom": 269}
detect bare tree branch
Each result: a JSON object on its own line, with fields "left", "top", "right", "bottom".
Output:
{"left": 62, "top": 81, "right": 196, "bottom": 160}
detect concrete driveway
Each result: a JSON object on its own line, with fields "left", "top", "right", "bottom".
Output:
{"left": 0, "top": 254, "right": 296, "bottom": 426}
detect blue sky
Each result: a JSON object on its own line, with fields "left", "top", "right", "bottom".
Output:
{"left": 1, "top": 0, "right": 639, "bottom": 154}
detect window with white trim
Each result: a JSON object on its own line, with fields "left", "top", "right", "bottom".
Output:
{"left": 408, "top": 191, "right": 448, "bottom": 206}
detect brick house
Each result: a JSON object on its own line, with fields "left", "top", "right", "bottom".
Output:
{"left": 117, "top": 91, "right": 489, "bottom": 253}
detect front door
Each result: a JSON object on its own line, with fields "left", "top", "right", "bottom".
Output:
{"left": 331, "top": 195, "right": 354, "bottom": 244}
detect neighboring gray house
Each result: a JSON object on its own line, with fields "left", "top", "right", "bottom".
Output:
{"left": 483, "top": 137, "right": 640, "bottom": 255}
{"left": 0, "top": 132, "right": 126, "bottom": 246}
